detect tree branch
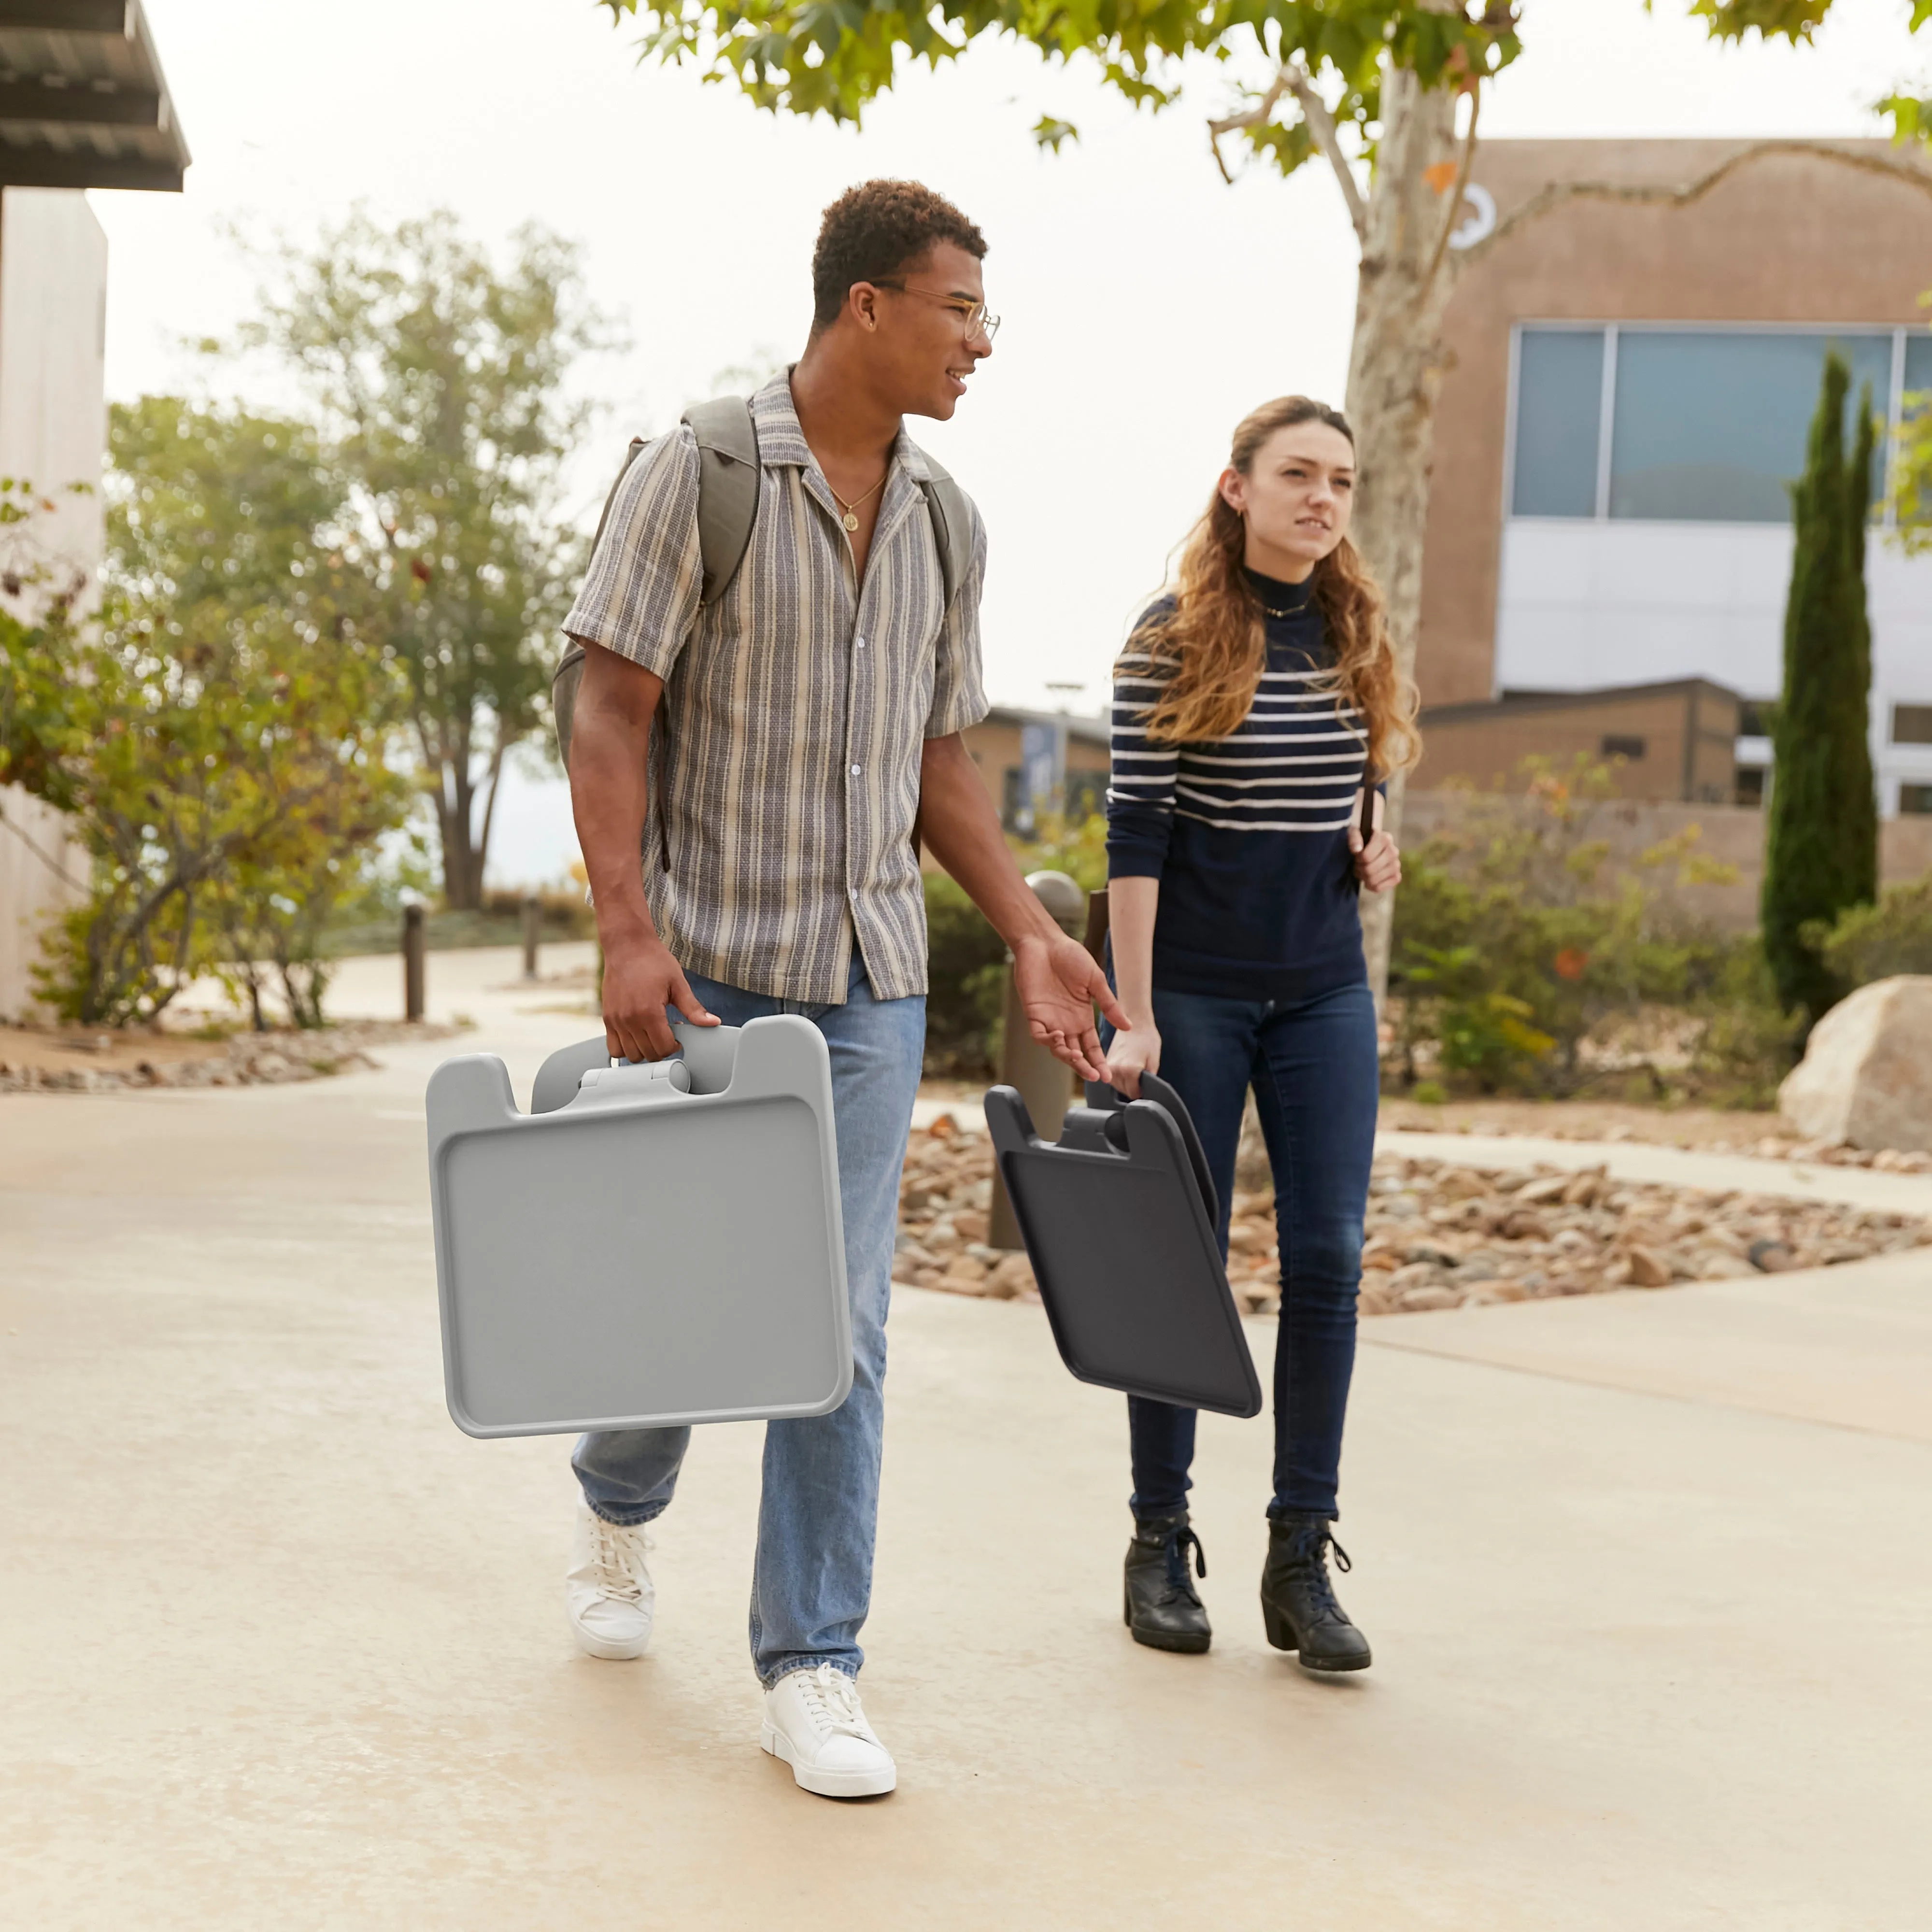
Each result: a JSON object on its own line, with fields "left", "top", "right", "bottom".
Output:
{"left": 1468, "top": 138, "right": 1932, "bottom": 264}
{"left": 1285, "top": 65, "right": 1368, "bottom": 242}
{"left": 1206, "top": 66, "right": 1290, "bottom": 188}
{"left": 1421, "top": 82, "right": 1482, "bottom": 299}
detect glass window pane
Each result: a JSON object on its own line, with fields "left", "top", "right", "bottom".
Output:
{"left": 1609, "top": 330, "right": 1894, "bottom": 522}
{"left": 1512, "top": 328, "right": 1603, "bottom": 517}
{"left": 1904, "top": 332, "right": 1932, "bottom": 396}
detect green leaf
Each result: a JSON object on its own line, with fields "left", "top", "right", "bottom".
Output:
{"left": 1032, "top": 114, "right": 1080, "bottom": 151}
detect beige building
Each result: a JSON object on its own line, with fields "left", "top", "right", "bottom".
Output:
{"left": 1414, "top": 678, "right": 1742, "bottom": 805}
{"left": 1417, "top": 138, "right": 1932, "bottom": 816}
{"left": 0, "top": 2, "right": 188, "bottom": 1020}
{"left": 958, "top": 705, "right": 1110, "bottom": 835}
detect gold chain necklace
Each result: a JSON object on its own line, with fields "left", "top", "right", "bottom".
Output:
{"left": 828, "top": 468, "right": 889, "bottom": 533}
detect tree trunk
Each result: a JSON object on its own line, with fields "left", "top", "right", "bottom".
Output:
{"left": 428, "top": 718, "right": 487, "bottom": 911}
{"left": 1342, "top": 66, "right": 1464, "bottom": 1009}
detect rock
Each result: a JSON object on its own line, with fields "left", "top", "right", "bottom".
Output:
{"left": 1386, "top": 1261, "right": 1447, "bottom": 1292}
{"left": 926, "top": 1112, "right": 959, "bottom": 1140}
{"left": 936, "top": 1255, "right": 990, "bottom": 1294}
{"left": 1561, "top": 1166, "right": 1607, "bottom": 1207}
{"left": 1779, "top": 976, "right": 1932, "bottom": 1152}
{"left": 1226, "top": 1221, "right": 1271, "bottom": 1255}
{"left": 985, "top": 1253, "right": 1034, "bottom": 1300}
{"left": 1517, "top": 1175, "right": 1571, "bottom": 1206}
{"left": 952, "top": 1209, "right": 989, "bottom": 1244}
{"left": 1435, "top": 1168, "right": 1492, "bottom": 1202}
{"left": 924, "top": 1219, "right": 961, "bottom": 1255}
{"left": 1466, "top": 1279, "right": 1527, "bottom": 1303}
{"left": 1621, "top": 1245, "right": 1672, "bottom": 1288}
{"left": 1747, "top": 1239, "right": 1799, "bottom": 1274}
{"left": 1500, "top": 1208, "right": 1551, "bottom": 1242}
{"left": 1397, "top": 1284, "right": 1460, "bottom": 1312}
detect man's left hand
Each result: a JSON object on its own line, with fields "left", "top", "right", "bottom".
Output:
{"left": 1012, "top": 933, "right": 1127, "bottom": 1083}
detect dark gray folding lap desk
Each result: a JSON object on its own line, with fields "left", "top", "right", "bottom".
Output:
{"left": 984, "top": 1074, "right": 1263, "bottom": 1418}
{"left": 426, "top": 1015, "right": 852, "bottom": 1437}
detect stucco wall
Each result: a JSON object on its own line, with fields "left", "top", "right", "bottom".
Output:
{"left": 0, "top": 786, "right": 85, "bottom": 1022}
{"left": 1403, "top": 789, "right": 1932, "bottom": 936}
{"left": 0, "top": 188, "right": 107, "bottom": 1019}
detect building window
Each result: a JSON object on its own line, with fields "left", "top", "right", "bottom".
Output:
{"left": 1610, "top": 330, "right": 1891, "bottom": 522}
{"left": 1737, "top": 699, "right": 1776, "bottom": 739}
{"left": 1000, "top": 767, "right": 1024, "bottom": 832}
{"left": 1735, "top": 766, "right": 1765, "bottom": 808}
{"left": 1065, "top": 769, "right": 1107, "bottom": 826}
{"left": 1511, "top": 325, "right": 1905, "bottom": 526}
{"left": 1892, "top": 704, "right": 1932, "bottom": 746}
{"left": 1601, "top": 734, "right": 1647, "bottom": 761}
{"left": 1901, "top": 784, "right": 1932, "bottom": 816}
{"left": 1511, "top": 328, "right": 1603, "bottom": 518}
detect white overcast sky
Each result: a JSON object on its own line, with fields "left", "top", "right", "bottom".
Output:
{"left": 91, "top": 0, "right": 1927, "bottom": 886}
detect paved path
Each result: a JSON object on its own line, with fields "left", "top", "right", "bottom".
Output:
{"left": 917, "top": 1094, "right": 1932, "bottom": 1217}
{"left": 3, "top": 969, "right": 1929, "bottom": 1927}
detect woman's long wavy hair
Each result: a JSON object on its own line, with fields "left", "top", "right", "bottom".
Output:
{"left": 1127, "top": 396, "right": 1420, "bottom": 781}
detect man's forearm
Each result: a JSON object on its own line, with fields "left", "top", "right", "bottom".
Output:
{"left": 915, "top": 734, "right": 1063, "bottom": 952}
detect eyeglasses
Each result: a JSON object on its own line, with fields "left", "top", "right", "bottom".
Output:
{"left": 875, "top": 283, "right": 1000, "bottom": 344}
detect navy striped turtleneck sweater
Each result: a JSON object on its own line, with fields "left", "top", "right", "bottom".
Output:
{"left": 1104, "top": 568, "right": 1370, "bottom": 1002}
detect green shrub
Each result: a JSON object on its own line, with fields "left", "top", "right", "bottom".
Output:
{"left": 923, "top": 871, "right": 1007, "bottom": 1075}
{"left": 1386, "top": 755, "right": 1794, "bottom": 1102}
{"left": 918, "top": 811, "right": 1108, "bottom": 1076}
{"left": 1808, "top": 874, "right": 1932, "bottom": 988}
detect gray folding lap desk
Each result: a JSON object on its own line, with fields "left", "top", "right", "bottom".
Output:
{"left": 426, "top": 1015, "right": 852, "bottom": 1438}
{"left": 984, "top": 1074, "right": 1262, "bottom": 1418}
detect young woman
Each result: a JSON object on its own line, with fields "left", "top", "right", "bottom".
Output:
{"left": 1103, "top": 394, "right": 1417, "bottom": 1670}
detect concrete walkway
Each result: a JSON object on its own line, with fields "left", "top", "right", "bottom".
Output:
{"left": 3, "top": 973, "right": 1929, "bottom": 1928}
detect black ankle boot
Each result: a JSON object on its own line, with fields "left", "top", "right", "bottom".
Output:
{"left": 1123, "top": 1511, "right": 1212, "bottom": 1653}
{"left": 1261, "top": 1514, "right": 1372, "bottom": 1673}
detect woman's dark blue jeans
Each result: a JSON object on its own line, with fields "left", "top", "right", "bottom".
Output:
{"left": 1102, "top": 980, "right": 1379, "bottom": 1523}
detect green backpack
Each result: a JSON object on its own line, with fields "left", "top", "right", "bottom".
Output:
{"left": 552, "top": 395, "right": 971, "bottom": 768}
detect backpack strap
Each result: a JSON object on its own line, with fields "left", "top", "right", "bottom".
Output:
{"left": 553, "top": 401, "right": 762, "bottom": 768}
{"left": 681, "top": 395, "right": 761, "bottom": 608}
{"left": 911, "top": 445, "right": 970, "bottom": 612}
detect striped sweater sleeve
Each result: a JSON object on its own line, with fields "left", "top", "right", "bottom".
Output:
{"left": 1106, "top": 628, "right": 1180, "bottom": 881}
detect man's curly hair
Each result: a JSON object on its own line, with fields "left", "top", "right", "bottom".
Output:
{"left": 811, "top": 180, "right": 986, "bottom": 332}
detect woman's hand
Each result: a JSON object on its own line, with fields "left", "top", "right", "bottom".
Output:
{"left": 1348, "top": 788, "right": 1402, "bottom": 894}
{"left": 1104, "top": 1011, "right": 1162, "bottom": 1100}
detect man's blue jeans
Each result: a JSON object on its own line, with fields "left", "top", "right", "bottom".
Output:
{"left": 572, "top": 953, "right": 924, "bottom": 1687}
{"left": 1102, "top": 980, "right": 1379, "bottom": 1523}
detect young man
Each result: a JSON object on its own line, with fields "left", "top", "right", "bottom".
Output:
{"left": 560, "top": 180, "right": 1126, "bottom": 1800}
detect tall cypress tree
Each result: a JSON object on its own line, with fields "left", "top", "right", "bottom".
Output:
{"left": 1762, "top": 353, "right": 1879, "bottom": 1027}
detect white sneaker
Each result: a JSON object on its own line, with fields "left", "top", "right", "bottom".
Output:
{"left": 761, "top": 1664, "right": 897, "bottom": 1798}
{"left": 565, "top": 1504, "right": 654, "bottom": 1660}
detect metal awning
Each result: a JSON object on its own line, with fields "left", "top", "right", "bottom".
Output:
{"left": 0, "top": 1, "right": 189, "bottom": 192}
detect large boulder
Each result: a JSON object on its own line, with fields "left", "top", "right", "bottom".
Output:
{"left": 1779, "top": 976, "right": 1932, "bottom": 1151}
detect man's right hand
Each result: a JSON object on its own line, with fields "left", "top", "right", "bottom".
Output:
{"left": 600, "top": 929, "right": 718, "bottom": 1064}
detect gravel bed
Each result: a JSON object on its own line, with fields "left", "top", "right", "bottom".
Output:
{"left": 0, "top": 1020, "right": 462, "bottom": 1094}
{"left": 892, "top": 1118, "right": 1932, "bottom": 1314}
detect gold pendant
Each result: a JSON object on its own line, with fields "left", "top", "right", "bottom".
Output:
{"left": 842, "top": 511, "right": 860, "bottom": 532}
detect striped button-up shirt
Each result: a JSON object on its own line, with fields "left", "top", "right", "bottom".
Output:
{"left": 563, "top": 374, "right": 988, "bottom": 1004}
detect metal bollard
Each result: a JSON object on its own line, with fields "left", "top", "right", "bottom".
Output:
{"left": 403, "top": 903, "right": 426, "bottom": 1023}
{"left": 521, "top": 895, "right": 541, "bottom": 982}
{"left": 989, "top": 870, "right": 1087, "bottom": 1251}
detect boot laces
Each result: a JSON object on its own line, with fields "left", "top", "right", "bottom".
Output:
{"left": 588, "top": 1515, "right": 651, "bottom": 1605}
{"left": 1286, "top": 1525, "right": 1350, "bottom": 1617}
{"left": 793, "top": 1663, "right": 874, "bottom": 1744}
{"left": 1157, "top": 1523, "right": 1208, "bottom": 1603}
